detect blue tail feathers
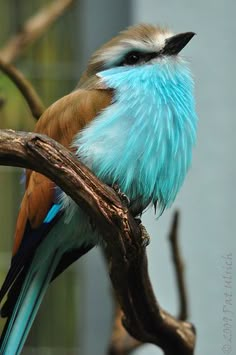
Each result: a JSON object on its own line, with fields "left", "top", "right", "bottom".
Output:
{"left": 0, "top": 250, "right": 61, "bottom": 355}
{"left": 0, "top": 202, "right": 94, "bottom": 354}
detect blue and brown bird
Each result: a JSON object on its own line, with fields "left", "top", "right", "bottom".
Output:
{"left": 0, "top": 24, "right": 198, "bottom": 354}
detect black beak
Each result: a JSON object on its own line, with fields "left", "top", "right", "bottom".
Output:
{"left": 161, "top": 32, "right": 195, "bottom": 56}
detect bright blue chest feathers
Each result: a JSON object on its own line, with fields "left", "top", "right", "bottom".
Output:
{"left": 74, "top": 59, "right": 198, "bottom": 212}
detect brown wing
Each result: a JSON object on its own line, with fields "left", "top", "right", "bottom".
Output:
{"left": 13, "top": 89, "right": 112, "bottom": 255}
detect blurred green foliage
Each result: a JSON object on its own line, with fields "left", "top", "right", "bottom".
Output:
{"left": 0, "top": 0, "right": 83, "bottom": 352}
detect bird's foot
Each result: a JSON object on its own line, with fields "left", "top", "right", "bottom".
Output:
{"left": 133, "top": 218, "right": 150, "bottom": 247}
{"left": 139, "top": 223, "right": 150, "bottom": 248}
{"left": 112, "top": 183, "right": 130, "bottom": 207}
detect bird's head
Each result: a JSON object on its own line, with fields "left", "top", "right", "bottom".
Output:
{"left": 79, "top": 24, "right": 195, "bottom": 86}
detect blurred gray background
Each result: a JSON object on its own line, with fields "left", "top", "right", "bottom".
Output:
{"left": 0, "top": 0, "right": 235, "bottom": 354}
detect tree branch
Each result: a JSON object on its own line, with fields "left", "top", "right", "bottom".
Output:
{"left": 0, "top": 0, "right": 75, "bottom": 118}
{"left": 0, "top": 0, "right": 75, "bottom": 63}
{"left": 168, "top": 211, "right": 188, "bottom": 321}
{"left": 0, "top": 58, "right": 45, "bottom": 118}
{"left": 0, "top": 129, "right": 196, "bottom": 355}
{"left": 108, "top": 211, "right": 191, "bottom": 354}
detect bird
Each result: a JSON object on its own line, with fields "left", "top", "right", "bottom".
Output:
{"left": 0, "top": 24, "right": 198, "bottom": 354}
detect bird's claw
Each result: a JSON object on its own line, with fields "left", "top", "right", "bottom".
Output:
{"left": 112, "top": 183, "right": 130, "bottom": 207}
{"left": 139, "top": 223, "right": 150, "bottom": 247}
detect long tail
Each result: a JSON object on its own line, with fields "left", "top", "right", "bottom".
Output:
{"left": 0, "top": 249, "right": 61, "bottom": 355}
{"left": 0, "top": 203, "right": 94, "bottom": 355}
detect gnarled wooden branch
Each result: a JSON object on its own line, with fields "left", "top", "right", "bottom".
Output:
{"left": 0, "top": 0, "right": 74, "bottom": 64}
{"left": 0, "top": 129, "right": 196, "bottom": 355}
{"left": 108, "top": 211, "right": 190, "bottom": 354}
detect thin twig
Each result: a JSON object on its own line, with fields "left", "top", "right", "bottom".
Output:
{"left": 0, "top": 0, "right": 74, "bottom": 63}
{"left": 0, "top": 129, "right": 196, "bottom": 355}
{"left": 0, "top": 0, "right": 75, "bottom": 116}
{"left": 0, "top": 58, "right": 45, "bottom": 118}
{"left": 168, "top": 211, "right": 188, "bottom": 320}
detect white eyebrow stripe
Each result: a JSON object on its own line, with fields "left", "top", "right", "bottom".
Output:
{"left": 121, "top": 39, "right": 154, "bottom": 51}
{"left": 93, "top": 30, "right": 175, "bottom": 66}
{"left": 93, "top": 44, "right": 130, "bottom": 64}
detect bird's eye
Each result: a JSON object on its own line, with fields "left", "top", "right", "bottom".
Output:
{"left": 122, "top": 51, "right": 142, "bottom": 66}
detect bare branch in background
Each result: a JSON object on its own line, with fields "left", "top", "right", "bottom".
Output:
{"left": 0, "top": 129, "right": 196, "bottom": 355}
{"left": 0, "top": 0, "right": 75, "bottom": 117}
{"left": 168, "top": 211, "right": 189, "bottom": 321}
{"left": 0, "top": 58, "right": 45, "bottom": 119}
{"left": 0, "top": 0, "right": 75, "bottom": 63}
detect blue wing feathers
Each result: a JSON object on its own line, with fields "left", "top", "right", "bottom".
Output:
{"left": 43, "top": 203, "right": 61, "bottom": 224}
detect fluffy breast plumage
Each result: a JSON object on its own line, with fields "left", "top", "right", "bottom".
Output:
{"left": 74, "top": 59, "right": 198, "bottom": 213}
